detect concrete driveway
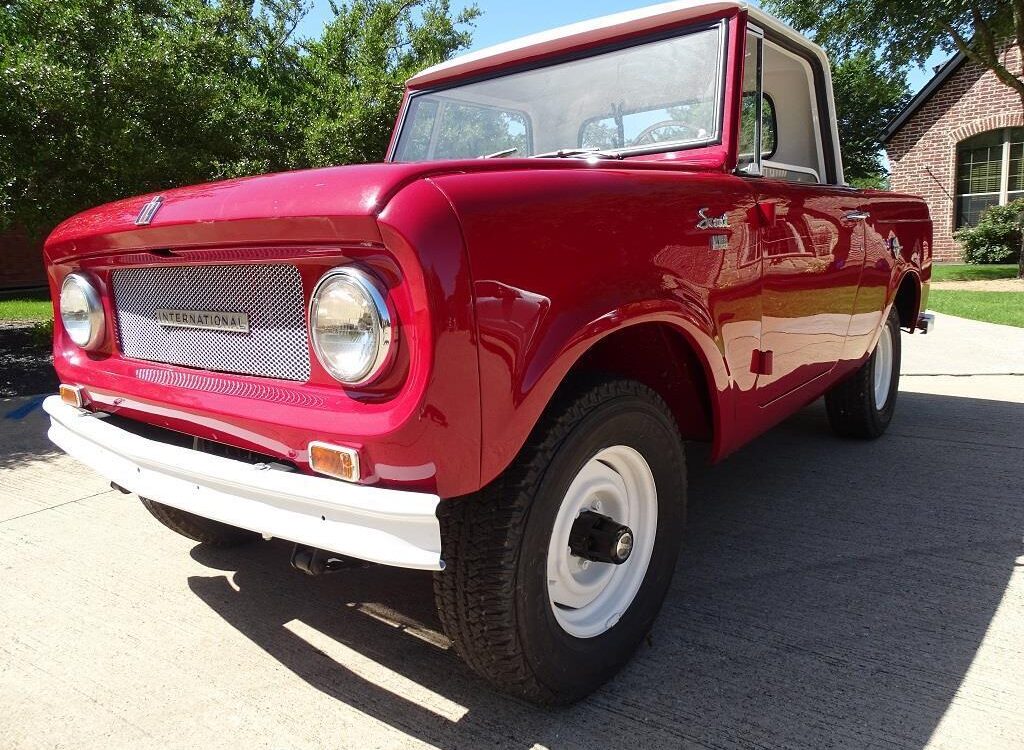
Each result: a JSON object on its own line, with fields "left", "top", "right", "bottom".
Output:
{"left": 2, "top": 312, "right": 1022, "bottom": 750}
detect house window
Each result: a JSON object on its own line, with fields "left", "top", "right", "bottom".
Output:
{"left": 956, "top": 127, "right": 1024, "bottom": 227}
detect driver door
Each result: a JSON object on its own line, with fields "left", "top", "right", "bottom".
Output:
{"left": 738, "top": 26, "right": 863, "bottom": 406}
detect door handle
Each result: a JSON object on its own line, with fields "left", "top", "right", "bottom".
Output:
{"left": 843, "top": 211, "right": 870, "bottom": 223}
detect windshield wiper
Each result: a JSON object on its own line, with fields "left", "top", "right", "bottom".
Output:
{"left": 479, "top": 148, "right": 519, "bottom": 159}
{"left": 531, "top": 148, "right": 623, "bottom": 160}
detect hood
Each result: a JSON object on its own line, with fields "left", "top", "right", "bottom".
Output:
{"left": 44, "top": 163, "right": 441, "bottom": 262}
{"left": 44, "top": 156, "right": 720, "bottom": 263}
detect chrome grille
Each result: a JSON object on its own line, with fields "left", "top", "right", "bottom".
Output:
{"left": 112, "top": 264, "right": 311, "bottom": 381}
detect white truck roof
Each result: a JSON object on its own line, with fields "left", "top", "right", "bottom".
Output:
{"left": 409, "top": 1, "right": 830, "bottom": 88}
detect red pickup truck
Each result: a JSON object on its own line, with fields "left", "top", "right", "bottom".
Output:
{"left": 43, "top": 1, "right": 932, "bottom": 704}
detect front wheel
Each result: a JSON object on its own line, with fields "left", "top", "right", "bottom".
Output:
{"left": 825, "top": 307, "right": 902, "bottom": 439}
{"left": 139, "top": 498, "right": 258, "bottom": 547}
{"left": 434, "top": 378, "right": 687, "bottom": 705}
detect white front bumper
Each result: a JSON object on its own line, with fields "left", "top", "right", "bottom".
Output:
{"left": 43, "top": 396, "right": 443, "bottom": 570}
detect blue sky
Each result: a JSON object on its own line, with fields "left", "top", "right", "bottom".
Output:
{"left": 296, "top": 0, "right": 945, "bottom": 95}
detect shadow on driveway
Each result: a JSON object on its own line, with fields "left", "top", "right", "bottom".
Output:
{"left": 0, "top": 395, "right": 61, "bottom": 471}
{"left": 0, "top": 324, "right": 57, "bottom": 399}
{"left": 184, "top": 390, "right": 1023, "bottom": 748}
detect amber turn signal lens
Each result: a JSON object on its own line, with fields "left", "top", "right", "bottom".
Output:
{"left": 309, "top": 442, "right": 361, "bottom": 483}
{"left": 59, "top": 384, "right": 85, "bottom": 408}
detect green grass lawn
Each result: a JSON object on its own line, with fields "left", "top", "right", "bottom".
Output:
{"left": 929, "top": 290, "right": 1024, "bottom": 328}
{"left": 0, "top": 290, "right": 52, "bottom": 321}
{"left": 931, "top": 263, "right": 1019, "bottom": 282}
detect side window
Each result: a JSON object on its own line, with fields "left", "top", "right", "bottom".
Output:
{"left": 740, "top": 92, "right": 777, "bottom": 160}
{"left": 760, "top": 40, "right": 827, "bottom": 184}
{"left": 737, "top": 29, "right": 764, "bottom": 175}
{"left": 739, "top": 30, "right": 828, "bottom": 184}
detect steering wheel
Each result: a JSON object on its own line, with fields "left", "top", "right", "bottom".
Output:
{"left": 632, "top": 120, "right": 699, "bottom": 146}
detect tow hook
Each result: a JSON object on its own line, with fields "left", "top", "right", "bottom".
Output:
{"left": 289, "top": 544, "right": 367, "bottom": 576}
{"left": 568, "top": 510, "right": 634, "bottom": 565}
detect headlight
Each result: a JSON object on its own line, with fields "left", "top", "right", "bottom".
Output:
{"left": 60, "top": 273, "right": 105, "bottom": 350}
{"left": 310, "top": 267, "right": 395, "bottom": 385}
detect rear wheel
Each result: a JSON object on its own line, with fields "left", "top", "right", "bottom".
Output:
{"left": 434, "top": 378, "right": 687, "bottom": 705}
{"left": 139, "top": 498, "right": 258, "bottom": 547}
{"left": 825, "top": 307, "right": 901, "bottom": 439}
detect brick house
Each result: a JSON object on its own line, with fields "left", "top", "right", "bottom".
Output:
{"left": 0, "top": 229, "right": 47, "bottom": 290}
{"left": 883, "top": 43, "right": 1023, "bottom": 262}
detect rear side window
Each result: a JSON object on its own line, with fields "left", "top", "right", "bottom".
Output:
{"left": 739, "top": 92, "right": 777, "bottom": 160}
{"left": 738, "top": 28, "right": 829, "bottom": 184}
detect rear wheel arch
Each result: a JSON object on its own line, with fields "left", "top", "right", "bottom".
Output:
{"left": 893, "top": 271, "right": 922, "bottom": 329}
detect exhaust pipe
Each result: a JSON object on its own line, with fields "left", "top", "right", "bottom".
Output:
{"left": 289, "top": 544, "right": 368, "bottom": 576}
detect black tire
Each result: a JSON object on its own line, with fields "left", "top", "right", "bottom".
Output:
{"left": 825, "top": 307, "right": 901, "bottom": 439}
{"left": 434, "top": 378, "right": 687, "bottom": 705}
{"left": 139, "top": 498, "right": 258, "bottom": 547}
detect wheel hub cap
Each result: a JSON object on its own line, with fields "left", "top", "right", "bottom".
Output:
{"left": 546, "top": 445, "right": 657, "bottom": 639}
{"left": 568, "top": 510, "right": 634, "bottom": 565}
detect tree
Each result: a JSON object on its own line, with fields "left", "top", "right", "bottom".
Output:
{"left": 830, "top": 52, "right": 910, "bottom": 187}
{"left": 295, "top": 0, "right": 480, "bottom": 167}
{"left": 0, "top": 0, "right": 478, "bottom": 235}
{"left": 0, "top": 0, "right": 303, "bottom": 233}
{"left": 761, "top": 0, "right": 1024, "bottom": 110}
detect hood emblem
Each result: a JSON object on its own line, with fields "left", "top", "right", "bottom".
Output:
{"left": 697, "top": 208, "right": 730, "bottom": 230}
{"left": 155, "top": 309, "right": 250, "bottom": 334}
{"left": 135, "top": 195, "right": 165, "bottom": 226}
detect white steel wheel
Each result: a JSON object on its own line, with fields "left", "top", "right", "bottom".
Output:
{"left": 434, "top": 378, "right": 687, "bottom": 704}
{"left": 546, "top": 445, "right": 658, "bottom": 639}
{"left": 873, "top": 323, "right": 894, "bottom": 409}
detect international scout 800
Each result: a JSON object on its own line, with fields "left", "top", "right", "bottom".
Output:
{"left": 43, "top": 1, "right": 933, "bottom": 704}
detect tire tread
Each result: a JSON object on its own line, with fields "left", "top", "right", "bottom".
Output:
{"left": 825, "top": 308, "right": 901, "bottom": 439}
{"left": 433, "top": 378, "right": 680, "bottom": 704}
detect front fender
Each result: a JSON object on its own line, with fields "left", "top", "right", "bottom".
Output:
{"left": 431, "top": 168, "right": 749, "bottom": 488}
{"left": 375, "top": 180, "right": 482, "bottom": 497}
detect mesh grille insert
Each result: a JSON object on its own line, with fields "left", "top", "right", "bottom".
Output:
{"left": 112, "top": 264, "right": 310, "bottom": 381}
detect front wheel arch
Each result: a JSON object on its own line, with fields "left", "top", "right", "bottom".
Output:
{"left": 476, "top": 305, "right": 733, "bottom": 491}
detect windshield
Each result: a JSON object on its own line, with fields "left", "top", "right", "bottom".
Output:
{"left": 392, "top": 24, "right": 724, "bottom": 161}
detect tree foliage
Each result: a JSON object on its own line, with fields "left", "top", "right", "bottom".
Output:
{"left": 762, "top": 0, "right": 1024, "bottom": 105}
{"left": 762, "top": 0, "right": 1023, "bottom": 186}
{"left": 830, "top": 52, "right": 910, "bottom": 186}
{"left": 0, "top": 0, "right": 479, "bottom": 234}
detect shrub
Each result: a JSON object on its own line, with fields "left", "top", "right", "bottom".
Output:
{"left": 29, "top": 319, "right": 54, "bottom": 350}
{"left": 954, "top": 199, "right": 1024, "bottom": 264}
